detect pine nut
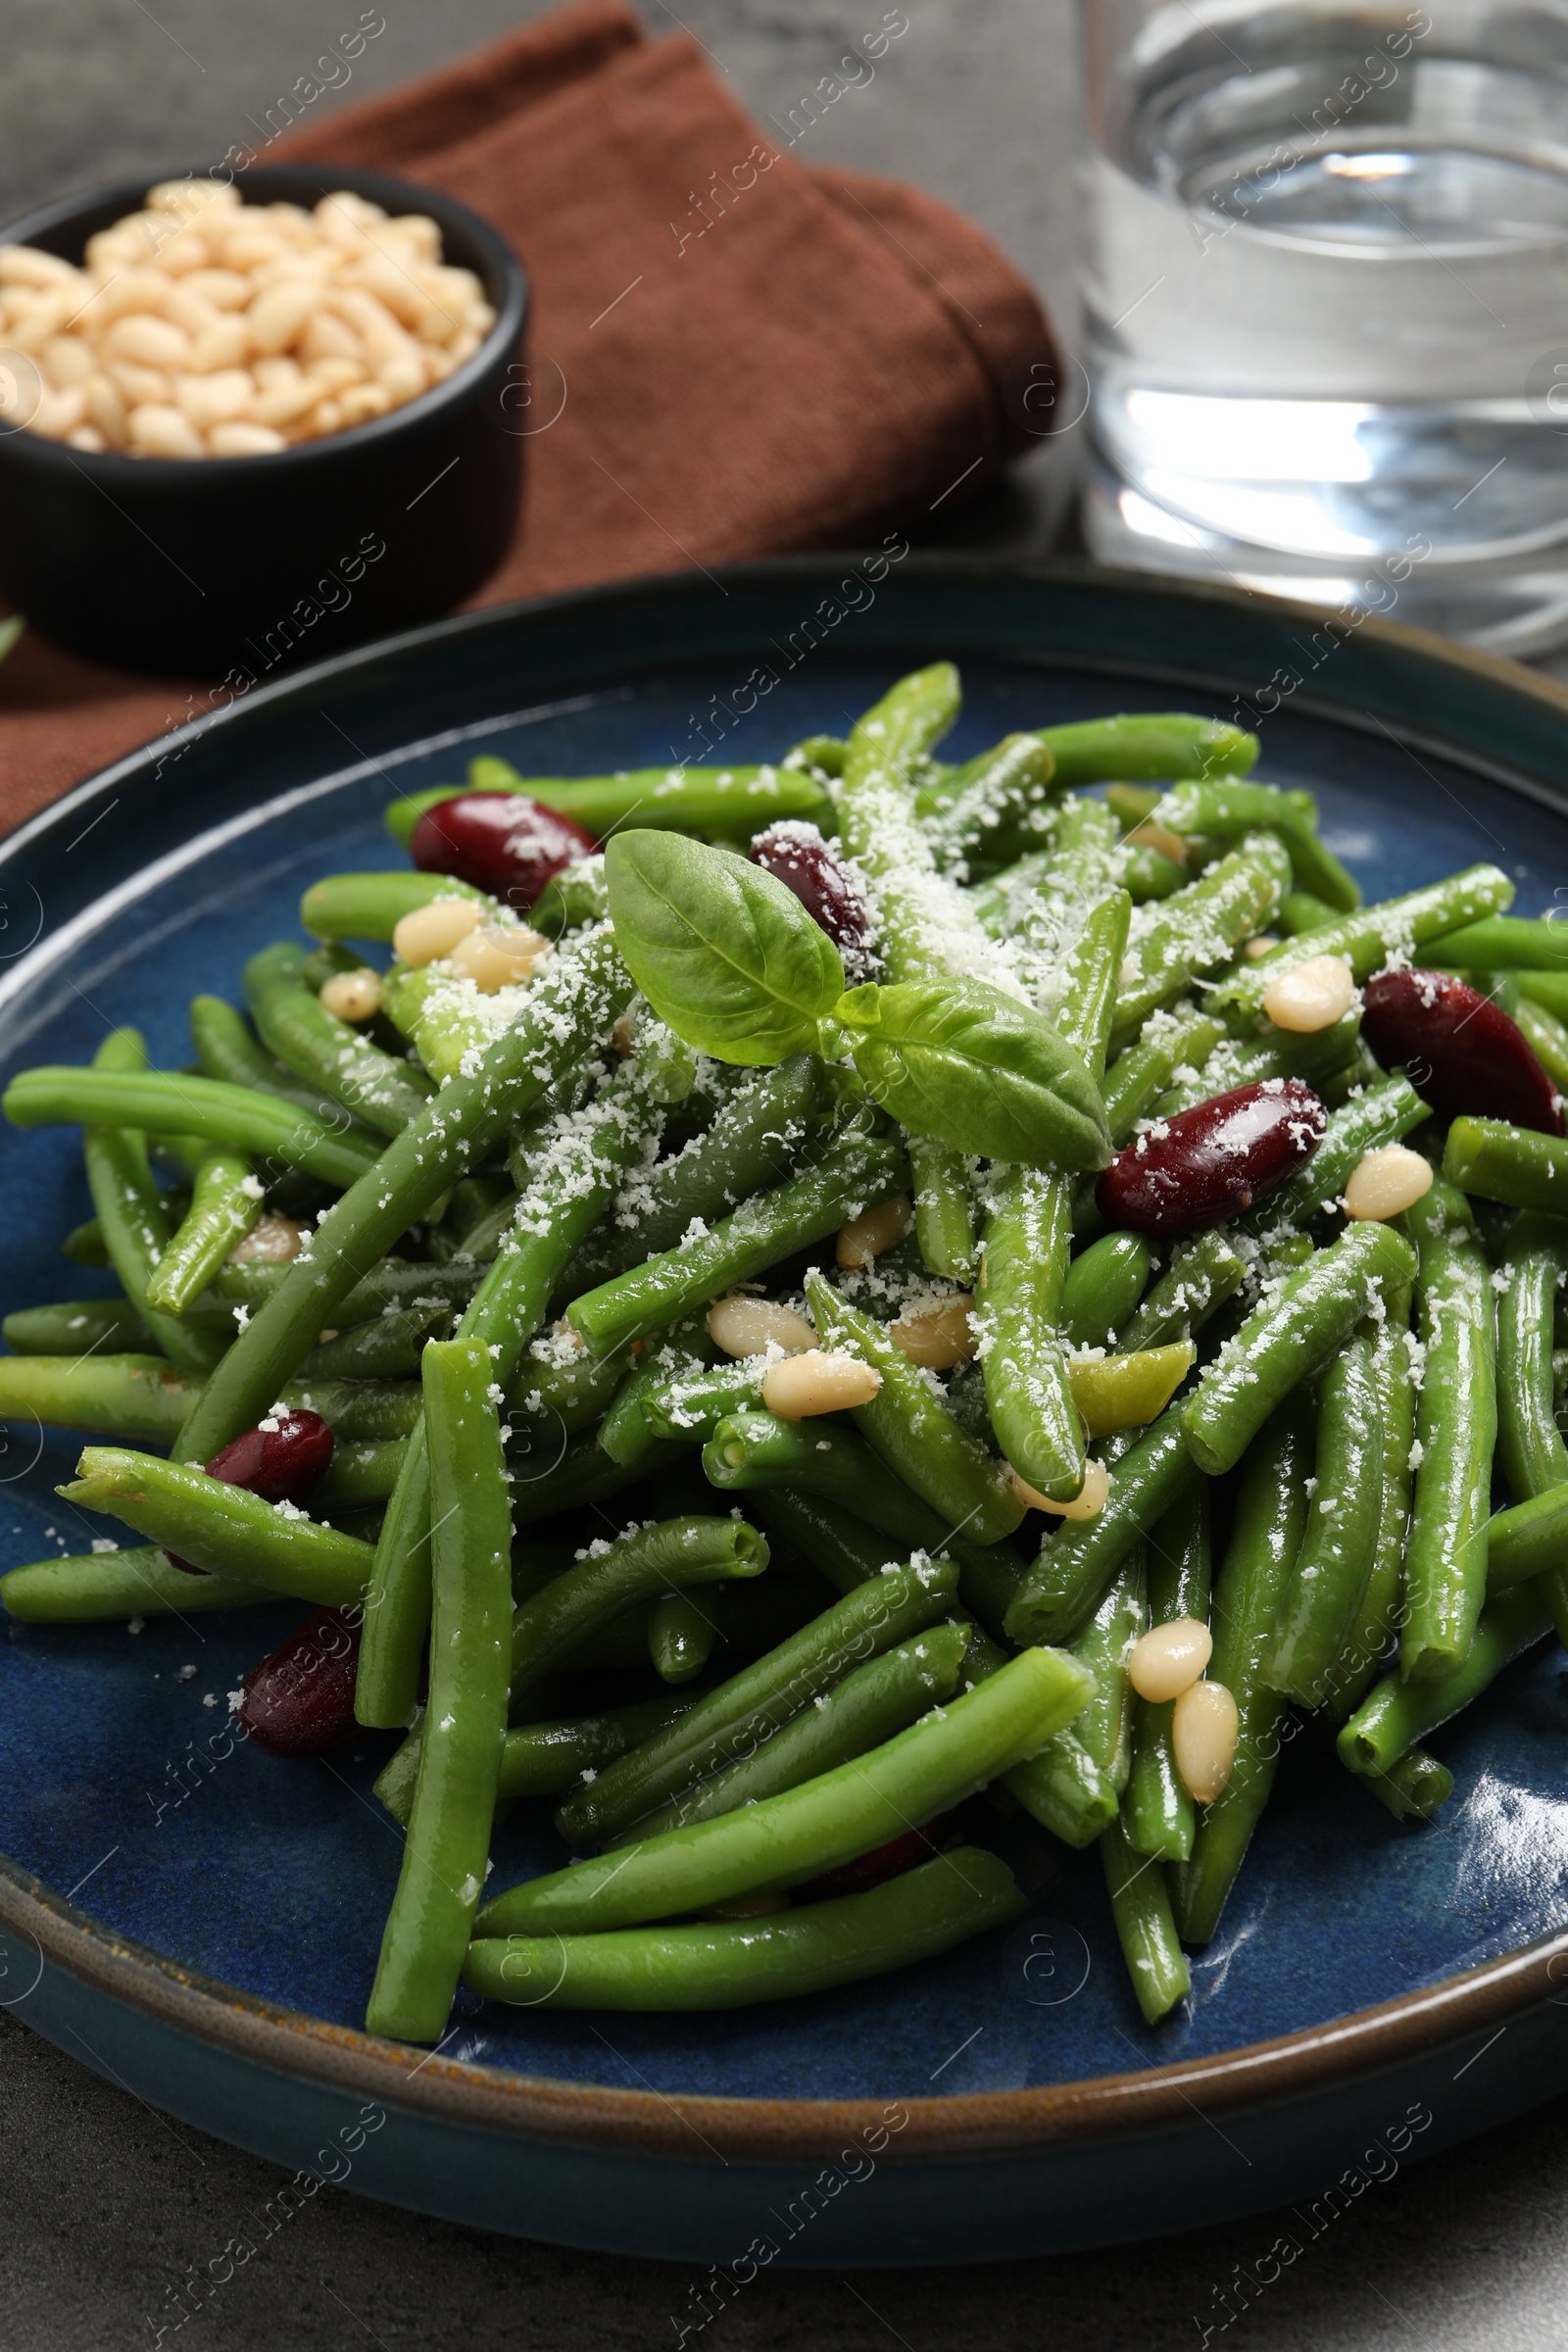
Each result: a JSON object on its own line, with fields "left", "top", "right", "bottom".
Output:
{"left": 890, "top": 1294, "right": 977, "bottom": 1371}
{"left": 1124, "top": 816, "right": 1188, "bottom": 863}
{"left": 1261, "top": 954, "right": 1356, "bottom": 1034}
{"left": 761, "top": 1348, "right": 882, "bottom": 1419}
{"left": 4, "top": 182, "right": 488, "bottom": 458}
{"left": 1343, "top": 1144, "right": 1433, "bottom": 1221}
{"left": 1243, "top": 933, "right": 1280, "bottom": 959}
{"left": 318, "top": 968, "right": 382, "bottom": 1023}
{"left": 1171, "top": 1679, "right": 1240, "bottom": 1803}
{"left": 208, "top": 421, "right": 286, "bottom": 457}
{"left": 448, "top": 922, "right": 547, "bottom": 994}
{"left": 1128, "top": 1616, "right": 1213, "bottom": 1702}
{"left": 837, "top": 1194, "right": 914, "bottom": 1268}
{"left": 707, "top": 1298, "right": 816, "bottom": 1358}
{"left": 126, "top": 402, "right": 204, "bottom": 458}
{"left": 1006, "top": 1458, "right": 1110, "bottom": 1519}
{"left": 229, "top": 1212, "right": 305, "bottom": 1265}
{"left": 173, "top": 368, "right": 252, "bottom": 425}
{"left": 392, "top": 897, "right": 482, "bottom": 967}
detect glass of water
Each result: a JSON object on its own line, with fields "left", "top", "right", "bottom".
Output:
{"left": 1080, "top": 0, "right": 1568, "bottom": 653}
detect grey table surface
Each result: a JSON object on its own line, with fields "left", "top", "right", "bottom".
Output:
{"left": 3, "top": 4, "right": 1567, "bottom": 2346}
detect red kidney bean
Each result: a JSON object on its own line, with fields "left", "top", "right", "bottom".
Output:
{"left": 1098, "top": 1079, "right": 1328, "bottom": 1236}
{"left": 411, "top": 793, "right": 597, "bottom": 909}
{"left": 166, "top": 1407, "right": 334, "bottom": 1575}
{"left": 234, "top": 1606, "right": 362, "bottom": 1758}
{"left": 795, "top": 1813, "right": 957, "bottom": 1903}
{"left": 750, "top": 821, "right": 875, "bottom": 980}
{"left": 1361, "top": 968, "right": 1564, "bottom": 1136}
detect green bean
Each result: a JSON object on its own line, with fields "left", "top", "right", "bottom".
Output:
{"left": 1152, "top": 781, "right": 1359, "bottom": 911}
{"left": 966, "top": 849, "right": 1054, "bottom": 942}
{"left": 1101, "top": 1814, "right": 1191, "bottom": 2024}
{"left": 1006, "top": 1720, "right": 1119, "bottom": 1847}
{"left": 1014, "top": 799, "right": 1121, "bottom": 959}
{"left": 561, "top": 1054, "right": 826, "bottom": 1295}
{"left": 1151, "top": 1006, "right": 1363, "bottom": 1118}
{"left": 298, "top": 1304, "right": 452, "bottom": 1384}
{"left": 914, "top": 734, "right": 1059, "bottom": 872}
{"left": 376, "top": 1691, "right": 700, "bottom": 1826}
{"left": 804, "top": 1276, "right": 1023, "bottom": 1543}
{"left": 244, "top": 941, "right": 434, "bottom": 1138}
{"left": 1513, "top": 997, "right": 1568, "bottom": 1095}
{"left": 1062, "top": 1233, "right": 1152, "bottom": 1348}
{"left": 1340, "top": 1585, "right": 1552, "bottom": 1777}
{"left": 1444, "top": 1116, "right": 1568, "bottom": 1215}
{"left": 509, "top": 1428, "right": 683, "bottom": 1527}
{"left": 1401, "top": 1177, "right": 1496, "bottom": 1683}
{"left": 7, "top": 1064, "right": 379, "bottom": 1192}
{"left": 386, "top": 760, "right": 834, "bottom": 854}
{"left": 1071, "top": 1551, "right": 1147, "bottom": 1795}
{"left": 1004, "top": 1400, "right": 1199, "bottom": 1645}
{"left": 1266, "top": 1076, "right": 1430, "bottom": 1230}
{"left": 978, "top": 892, "right": 1129, "bottom": 1502}
{"left": 3, "top": 1299, "right": 156, "bottom": 1356}
{"left": 1112, "top": 835, "right": 1293, "bottom": 1033}
{"left": 143, "top": 1147, "right": 261, "bottom": 1314}
{"left": 598, "top": 1321, "right": 716, "bottom": 1468}
{"left": 648, "top": 1592, "right": 715, "bottom": 1683}
{"left": 1121, "top": 1231, "right": 1248, "bottom": 1350}
{"left": 1174, "top": 1394, "right": 1314, "bottom": 1945}
{"left": 529, "top": 854, "right": 611, "bottom": 939}
{"left": 485, "top": 1643, "right": 1089, "bottom": 1935}
{"left": 617, "top": 1625, "right": 969, "bottom": 1843}
{"left": 553, "top": 1556, "right": 960, "bottom": 1848}
{"left": 1517, "top": 967, "right": 1568, "bottom": 1023}
{"left": 1181, "top": 1221, "right": 1417, "bottom": 1478}
{"left": 189, "top": 993, "right": 354, "bottom": 1125}
{"left": 61, "top": 1216, "right": 113, "bottom": 1269}
{"left": 59, "top": 1446, "right": 371, "bottom": 1605}
{"left": 466, "top": 1845, "right": 1026, "bottom": 2011}
{"left": 566, "top": 1115, "right": 904, "bottom": 1358}
{"left": 511, "top": 1515, "right": 767, "bottom": 1703}
{"left": 1361, "top": 1746, "right": 1453, "bottom": 1823}
{"left": 1496, "top": 1217, "right": 1568, "bottom": 1506}
{"left": 906, "top": 1135, "right": 976, "bottom": 1282}
{"left": 174, "top": 927, "right": 630, "bottom": 1468}
{"left": 1124, "top": 1485, "right": 1209, "bottom": 1863}
{"left": 76, "top": 1030, "right": 226, "bottom": 1379}
{"left": 742, "top": 1489, "right": 904, "bottom": 1595}
{"left": 285, "top": 1380, "right": 422, "bottom": 1443}
{"left": 0, "top": 1544, "right": 273, "bottom": 1620}
{"left": 1420, "top": 914, "right": 1568, "bottom": 970}
{"left": 366, "top": 1338, "right": 514, "bottom": 2043}
{"left": 0, "top": 1352, "right": 191, "bottom": 1445}
{"left": 641, "top": 1354, "right": 766, "bottom": 1444}
{"left": 1101, "top": 1009, "right": 1228, "bottom": 1147}
{"left": 313, "top": 1439, "right": 406, "bottom": 1510}
{"left": 1212, "top": 864, "right": 1514, "bottom": 1021}
{"left": 1265, "top": 1324, "right": 1385, "bottom": 1705}
{"left": 1068, "top": 1346, "right": 1194, "bottom": 1439}
{"left": 1277, "top": 890, "right": 1339, "bottom": 938}
{"left": 215, "top": 1254, "right": 483, "bottom": 1328}
{"left": 1034, "top": 714, "right": 1257, "bottom": 787}
{"left": 1320, "top": 1292, "right": 1415, "bottom": 1718}
{"left": 1124, "top": 845, "right": 1188, "bottom": 904}
{"left": 301, "top": 869, "right": 489, "bottom": 941}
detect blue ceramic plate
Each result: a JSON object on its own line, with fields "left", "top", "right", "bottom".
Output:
{"left": 4, "top": 560, "right": 1568, "bottom": 2268}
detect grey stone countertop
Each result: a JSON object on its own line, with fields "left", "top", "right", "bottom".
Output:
{"left": 2, "top": 3, "right": 1566, "bottom": 2344}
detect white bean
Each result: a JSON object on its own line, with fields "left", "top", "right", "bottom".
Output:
{"left": 706, "top": 1298, "right": 815, "bottom": 1359}
{"left": 1171, "top": 1679, "right": 1240, "bottom": 1804}
{"left": 761, "top": 1349, "right": 882, "bottom": 1419}
{"left": 1128, "top": 1616, "right": 1213, "bottom": 1703}
{"left": 1261, "top": 954, "right": 1356, "bottom": 1035}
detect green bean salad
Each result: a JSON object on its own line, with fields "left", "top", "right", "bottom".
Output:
{"left": 5, "top": 662, "right": 1565, "bottom": 2041}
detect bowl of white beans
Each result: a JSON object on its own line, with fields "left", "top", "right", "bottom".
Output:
{"left": 0, "top": 166, "right": 526, "bottom": 674}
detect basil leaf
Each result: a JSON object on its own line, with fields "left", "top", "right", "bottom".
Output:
{"left": 605, "top": 830, "right": 845, "bottom": 1066}
{"left": 838, "top": 977, "right": 1110, "bottom": 1171}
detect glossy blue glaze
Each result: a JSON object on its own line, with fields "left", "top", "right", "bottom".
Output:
{"left": 2, "top": 567, "right": 1567, "bottom": 2257}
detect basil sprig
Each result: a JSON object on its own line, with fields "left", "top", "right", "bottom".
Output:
{"left": 605, "top": 828, "right": 1109, "bottom": 1171}
{"left": 605, "top": 832, "right": 845, "bottom": 1065}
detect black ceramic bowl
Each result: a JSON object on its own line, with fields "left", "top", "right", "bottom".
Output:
{"left": 0, "top": 165, "right": 527, "bottom": 676}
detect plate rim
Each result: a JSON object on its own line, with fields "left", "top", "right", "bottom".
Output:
{"left": 7, "top": 551, "right": 1568, "bottom": 2165}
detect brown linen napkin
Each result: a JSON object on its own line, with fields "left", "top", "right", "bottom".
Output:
{"left": 0, "top": 0, "right": 1056, "bottom": 832}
